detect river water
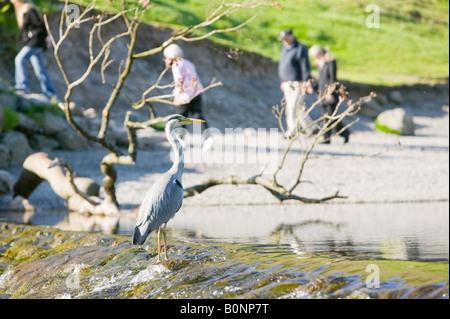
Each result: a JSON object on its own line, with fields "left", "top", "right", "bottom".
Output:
{"left": 0, "top": 201, "right": 448, "bottom": 299}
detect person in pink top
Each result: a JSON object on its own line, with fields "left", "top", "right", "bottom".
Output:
{"left": 164, "top": 44, "right": 209, "bottom": 136}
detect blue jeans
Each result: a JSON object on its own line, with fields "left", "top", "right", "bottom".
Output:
{"left": 15, "top": 46, "right": 56, "bottom": 99}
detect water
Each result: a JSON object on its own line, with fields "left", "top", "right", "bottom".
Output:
{"left": 2, "top": 201, "right": 448, "bottom": 261}
{"left": 0, "top": 201, "right": 448, "bottom": 299}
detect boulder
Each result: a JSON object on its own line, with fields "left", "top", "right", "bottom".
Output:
{"left": 359, "top": 97, "right": 384, "bottom": 119}
{"left": 63, "top": 101, "right": 84, "bottom": 117}
{"left": 0, "top": 130, "right": 32, "bottom": 165}
{"left": 0, "top": 195, "right": 34, "bottom": 212}
{"left": 374, "top": 93, "right": 388, "bottom": 106}
{"left": 15, "top": 93, "right": 51, "bottom": 111}
{"left": 54, "top": 129, "right": 89, "bottom": 151}
{"left": 388, "top": 90, "right": 404, "bottom": 105}
{"left": 42, "top": 112, "right": 68, "bottom": 135}
{"left": 16, "top": 113, "right": 41, "bottom": 136}
{"left": 375, "top": 108, "right": 415, "bottom": 136}
{"left": 29, "top": 134, "right": 60, "bottom": 151}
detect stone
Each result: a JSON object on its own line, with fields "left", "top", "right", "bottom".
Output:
{"left": 0, "top": 144, "right": 10, "bottom": 169}
{"left": 72, "top": 115, "right": 90, "bottom": 132}
{"left": 16, "top": 113, "right": 40, "bottom": 136}
{"left": 54, "top": 129, "right": 89, "bottom": 151}
{"left": 0, "top": 130, "right": 32, "bottom": 165}
{"left": 111, "top": 126, "right": 129, "bottom": 147}
{"left": 389, "top": 90, "right": 404, "bottom": 105}
{"left": 375, "top": 108, "right": 415, "bottom": 136}
{"left": 42, "top": 112, "right": 68, "bottom": 135}
{"left": 28, "top": 134, "right": 60, "bottom": 151}
{"left": 66, "top": 101, "right": 84, "bottom": 117}
{"left": 0, "top": 170, "right": 14, "bottom": 205}
{"left": 83, "top": 108, "right": 97, "bottom": 119}
{"left": 375, "top": 93, "right": 388, "bottom": 106}
{"left": 0, "top": 195, "right": 34, "bottom": 212}
{"left": 15, "top": 93, "right": 51, "bottom": 112}
{"left": 359, "top": 97, "right": 384, "bottom": 119}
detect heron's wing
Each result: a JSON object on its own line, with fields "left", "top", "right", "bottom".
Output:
{"left": 135, "top": 174, "right": 184, "bottom": 234}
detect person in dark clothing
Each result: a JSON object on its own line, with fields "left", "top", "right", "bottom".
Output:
{"left": 12, "top": 0, "right": 56, "bottom": 101}
{"left": 308, "top": 44, "right": 350, "bottom": 144}
{"left": 278, "top": 29, "right": 314, "bottom": 138}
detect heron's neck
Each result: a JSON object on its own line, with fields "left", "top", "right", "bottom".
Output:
{"left": 166, "top": 125, "right": 184, "bottom": 178}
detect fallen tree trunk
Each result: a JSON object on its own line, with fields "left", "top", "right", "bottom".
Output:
{"left": 12, "top": 152, "right": 118, "bottom": 215}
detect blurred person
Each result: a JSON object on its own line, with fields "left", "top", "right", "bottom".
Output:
{"left": 278, "top": 28, "right": 314, "bottom": 138}
{"left": 163, "top": 43, "right": 213, "bottom": 150}
{"left": 11, "top": 0, "right": 57, "bottom": 101}
{"left": 308, "top": 44, "right": 350, "bottom": 144}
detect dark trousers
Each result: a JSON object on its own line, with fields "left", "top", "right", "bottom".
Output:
{"left": 176, "top": 94, "right": 209, "bottom": 135}
{"left": 322, "top": 103, "right": 350, "bottom": 141}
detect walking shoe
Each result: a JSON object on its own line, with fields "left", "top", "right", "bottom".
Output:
{"left": 343, "top": 133, "right": 350, "bottom": 144}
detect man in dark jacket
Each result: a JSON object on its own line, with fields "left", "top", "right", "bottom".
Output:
{"left": 308, "top": 44, "right": 350, "bottom": 144}
{"left": 12, "top": 0, "right": 56, "bottom": 101}
{"left": 278, "top": 29, "right": 313, "bottom": 138}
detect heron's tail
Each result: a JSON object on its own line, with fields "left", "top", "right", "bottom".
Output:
{"left": 132, "top": 226, "right": 146, "bottom": 245}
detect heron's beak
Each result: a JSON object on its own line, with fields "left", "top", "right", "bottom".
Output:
{"left": 181, "top": 118, "right": 205, "bottom": 125}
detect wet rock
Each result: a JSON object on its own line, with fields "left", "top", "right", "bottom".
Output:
{"left": 375, "top": 108, "right": 415, "bottom": 136}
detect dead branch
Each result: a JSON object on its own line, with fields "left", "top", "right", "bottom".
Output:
{"left": 183, "top": 174, "right": 346, "bottom": 203}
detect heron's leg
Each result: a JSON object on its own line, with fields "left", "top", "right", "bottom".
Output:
{"left": 162, "top": 223, "right": 168, "bottom": 260}
{"left": 156, "top": 227, "right": 162, "bottom": 262}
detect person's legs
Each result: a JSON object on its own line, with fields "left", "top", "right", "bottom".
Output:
{"left": 321, "top": 103, "right": 350, "bottom": 144}
{"left": 14, "top": 46, "right": 34, "bottom": 93}
{"left": 282, "top": 81, "right": 300, "bottom": 138}
{"left": 29, "top": 48, "right": 56, "bottom": 99}
{"left": 297, "top": 90, "right": 315, "bottom": 135}
{"left": 321, "top": 103, "right": 331, "bottom": 143}
{"left": 335, "top": 119, "right": 350, "bottom": 143}
{"left": 189, "top": 95, "right": 209, "bottom": 134}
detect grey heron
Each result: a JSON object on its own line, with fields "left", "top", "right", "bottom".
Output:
{"left": 132, "top": 114, "right": 204, "bottom": 261}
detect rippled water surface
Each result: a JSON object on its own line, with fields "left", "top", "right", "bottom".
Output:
{"left": 0, "top": 202, "right": 448, "bottom": 298}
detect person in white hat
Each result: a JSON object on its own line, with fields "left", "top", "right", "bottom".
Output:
{"left": 163, "top": 44, "right": 213, "bottom": 150}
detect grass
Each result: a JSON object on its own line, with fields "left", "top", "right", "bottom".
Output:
{"left": 0, "top": 0, "right": 448, "bottom": 85}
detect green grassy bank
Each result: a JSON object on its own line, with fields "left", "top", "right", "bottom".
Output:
{"left": 1, "top": 0, "right": 449, "bottom": 85}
